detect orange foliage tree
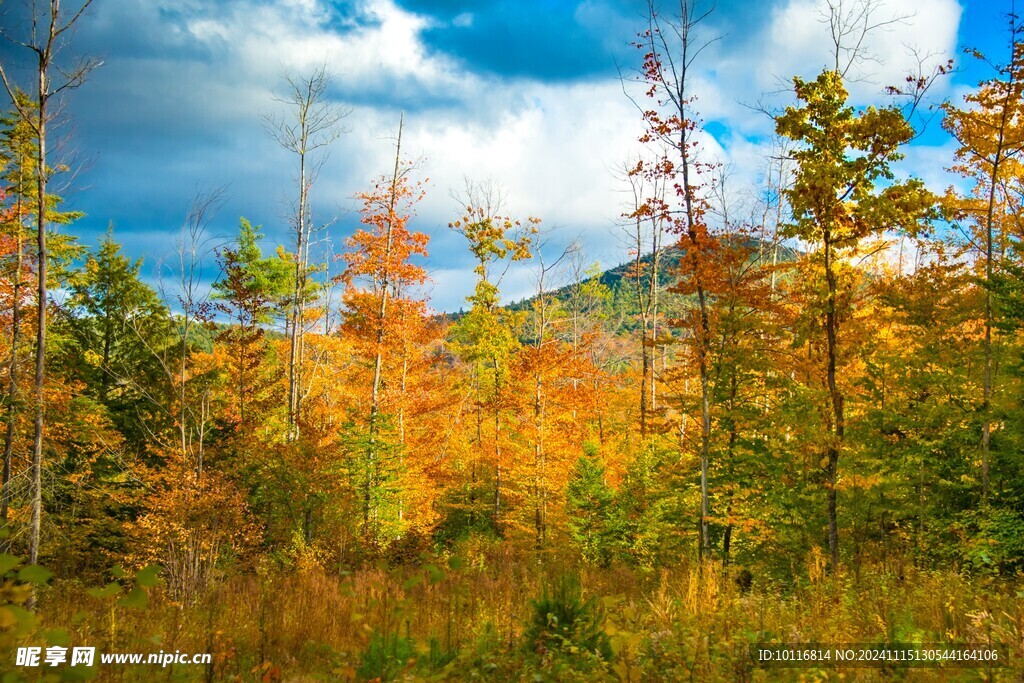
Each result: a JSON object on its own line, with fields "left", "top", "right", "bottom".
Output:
{"left": 338, "top": 119, "right": 435, "bottom": 544}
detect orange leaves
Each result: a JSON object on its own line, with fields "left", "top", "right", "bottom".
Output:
{"left": 128, "top": 453, "right": 258, "bottom": 597}
{"left": 336, "top": 160, "right": 448, "bottom": 540}
{"left": 341, "top": 166, "right": 429, "bottom": 291}
{"left": 338, "top": 164, "right": 433, "bottom": 373}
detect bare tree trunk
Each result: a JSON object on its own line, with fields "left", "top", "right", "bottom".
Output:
{"left": 639, "top": 348, "right": 650, "bottom": 436}
{"left": 287, "top": 166, "right": 307, "bottom": 441}
{"left": 534, "top": 371, "right": 543, "bottom": 547}
{"left": 823, "top": 230, "right": 843, "bottom": 568}
{"left": 980, "top": 149, "right": 1003, "bottom": 504}
{"left": 397, "top": 351, "right": 407, "bottom": 524}
{"left": 681, "top": 159, "right": 713, "bottom": 561}
{"left": 264, "top": 67, "right": 348, "bottom": 442}
{"left": 721, "top": 370, "right": 739, "bottom": 567}
{"left": 531, "top": 260, "right": 550, "bottom": 548}
{"left": 663, "top": 0, "right": 713, "bottom": 560}
{"left": 1, "top": 14, "right": 105, "bottom": 575}
{"left": 471, "top": 370, "right": 481, "bottom": 528}
{"left": 173, "top": 188, "right": 223, "bottom": 474}
{"left": 639, "top": 300, "right": 650, "bottom": 439}
{"left": 630, "top": 202, "right": 661, "bottom": 439}
{"left": 639, "top": 0, "right": 715, "bottom": 559}
{"left": 28, "top": 37, "right": 53, "bottom": 581}
{"left": 179, "top": 294, "right": 190, "bottom": 463}
{"left": 493, "top": 357, "right": 501, "bottom": 523}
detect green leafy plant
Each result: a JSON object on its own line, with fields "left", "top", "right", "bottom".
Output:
{"left": 356, "top": 632, "right": 416, "bottom": 681}
{"left": 525, "top": 576, "right": 612, "bottom": 661}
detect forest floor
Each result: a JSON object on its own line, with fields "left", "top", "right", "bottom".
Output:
{"left": 9, "top": 542, "right": 1021, "bottom": 682}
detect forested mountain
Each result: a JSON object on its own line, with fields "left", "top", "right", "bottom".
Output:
{"left": 0, "top": 0, "right": 1021, "bottom": 681}
{"left": 503, "top": 240, "right": 803, "bottom": 323}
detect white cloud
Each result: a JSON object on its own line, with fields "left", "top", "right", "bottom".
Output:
{"left": 898, "top": 140, "right": 964, "bottom": 195}
{"left": 758, "top": 0, "right": 961, "bottom": 102}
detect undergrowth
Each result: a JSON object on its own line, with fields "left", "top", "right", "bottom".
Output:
{"left": 0, "top": 545, "right": 1020, "bottom": 681}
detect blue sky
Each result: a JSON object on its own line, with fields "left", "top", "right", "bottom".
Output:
{"left": 0, "top": 0, "right": 1012, "bottom": 311}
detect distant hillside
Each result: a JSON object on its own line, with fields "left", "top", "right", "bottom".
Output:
{"left": 504, "top": 238, "right": 801, "bottom": 317}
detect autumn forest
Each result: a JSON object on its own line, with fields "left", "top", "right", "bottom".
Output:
{"left": 0, "top": 0, "right": 1023, "bottom": 680}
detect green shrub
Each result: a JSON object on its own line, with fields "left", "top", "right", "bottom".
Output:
{"left": 524, "top": 575, "right": 612, "bottom": 661}
{"left": 356, "top": 632, "right": 416, "bottom": 681}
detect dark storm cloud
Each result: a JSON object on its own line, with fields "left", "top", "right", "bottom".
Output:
{"left": 395, "top": 0, "right": 634, "bottom": 80}
{"left": 391, "top": 0, "right": 778, "bottom": 82}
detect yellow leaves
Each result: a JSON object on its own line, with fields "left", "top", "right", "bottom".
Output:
{"left": 778, "top": 69, "right": 930, "bottom": 246}
{"left": 836, "top": 473, "right": 882, "bottom": 491}
{"left": 0, "top": 604, "right": 21, "bottom": 628}
{"left": 807, "top": 546, "right": 828, "bottom": 585}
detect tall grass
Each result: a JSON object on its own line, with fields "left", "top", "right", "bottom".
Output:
{"left": 19, "top": 546, "right": 1024, "bottom": 681}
